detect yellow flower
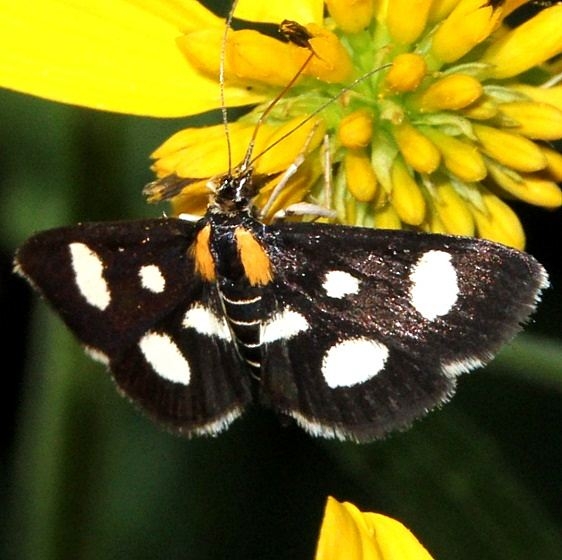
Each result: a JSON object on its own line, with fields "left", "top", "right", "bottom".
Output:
{"left": 2, "top": 0, "right": 562, "bottom": 248}
{"left": 315, "top": 496, "right": 434, "bottom": 560}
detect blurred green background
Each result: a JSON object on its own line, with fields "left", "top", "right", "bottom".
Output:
{"left": 1, "top": 3, "right": 562, "bottom": 559}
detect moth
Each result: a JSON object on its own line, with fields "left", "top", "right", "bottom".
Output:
{"left": 13, "top": 4, "right": 549, "bottom": 442}
{"left": 14, "top": 158, "right": 548, "bottom": 441}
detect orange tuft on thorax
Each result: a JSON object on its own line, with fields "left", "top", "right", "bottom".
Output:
{"left": 191, "top": 224, "right": 216, "bottom": 282}
{"left": 235, "top": 227, "right": 273, "bottom": 286}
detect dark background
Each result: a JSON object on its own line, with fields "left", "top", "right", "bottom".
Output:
{"left": 1, "top": 2, "right": 561, "bottom": 559}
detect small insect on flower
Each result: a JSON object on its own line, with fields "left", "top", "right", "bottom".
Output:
{"left": 14, "top": 0, "right": 550, "bottom": 442}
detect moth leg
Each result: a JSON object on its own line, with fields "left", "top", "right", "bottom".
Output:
{"left": 271, "top": 133, "right": 336, "bottom": 221}
{"left": 272, "top": 202, "right": 336, "bottom": 220}
{"left": 258, "top": 124, "right": 321, "bottom": 219}
{"left": 321, "top": 133, "right": 333, "bottom": 210}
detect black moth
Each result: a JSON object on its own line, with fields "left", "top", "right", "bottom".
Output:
{"left": 14, "top": 160, "right": 548, "bottom": 442}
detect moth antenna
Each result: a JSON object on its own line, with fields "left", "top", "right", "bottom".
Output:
{"left": 249, "top": 64, "right": 392, "bottom": 168}
{"left": 220, "top": 3, "right": 315, "bottom": 174}
{"left": 240, "top": 51, "right": 315, "bottom": 172}
{"left": 220, "top": 0, "right": 241, "bottom": 174}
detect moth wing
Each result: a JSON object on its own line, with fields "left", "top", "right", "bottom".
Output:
{"left": 15, "top": 218, "right": 252, "bottom": 435}
{"left": 260, "top": 224, "right": 547, "bottom": 442}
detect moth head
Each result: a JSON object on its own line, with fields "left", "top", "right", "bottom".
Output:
{"left": 211, "top": 165, "right": 257, "bottom": 215}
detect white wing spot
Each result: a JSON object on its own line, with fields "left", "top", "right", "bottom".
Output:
{"left": 69, "top": 242, "right": 110, "bottom": 310}
{"left": 139, "top": 264, "right": 165, "bottom": 293}
{"left": 409, "top": 250, "right": 459, "bottom": 321}
{"left": 139, "top": 332, "right": 190, "bottom": 385}
{"left": 322, "top": 270, "right": 360, "bottom": 299}
{"left": 322, "top": 337, "right": 389, "bottom": 388}
{"left": 261, "top": 308, "right": 309, "bottom": 344}
{"left": 183, "top": 304, "right": 231, "bottom": 340}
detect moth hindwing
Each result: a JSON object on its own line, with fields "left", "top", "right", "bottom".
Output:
{"left": 14, "top": 183, "right": 548, "bottom": 441}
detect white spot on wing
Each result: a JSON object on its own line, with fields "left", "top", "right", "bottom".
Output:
{"left": 183, "top": 304, "right": 231, "bottom": 340}
{"left": 322, "top": 270, "right": 360, "bottom": 298}
{"left": 69, "top": 242, "right": 110, "bottom": 310}
{"left": 409, "top": 250, "right": 458, "bottom": 321}
{"left": 261, "top": 308, "right": 309, "bottom": 344}
{"left": 322, "top": 337, "right": 389, "bottom": 388}
{"left": 139, "top": 264, "right": 165, "bottom": 293}
{"left": 139, "top": 332, "right": 191, "bottom": 385}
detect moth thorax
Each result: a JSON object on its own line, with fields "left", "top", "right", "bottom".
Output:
{"left": 191, "top": 224, "right": 216, "bottom": 282}
{"left": 234, "top": 227, "right": 273, "bottom": 287}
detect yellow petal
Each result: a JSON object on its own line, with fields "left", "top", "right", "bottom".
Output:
{"left": 234, "top": 0, "right": 324, "bottom": 25}
{"left": 461, "top": 96, "right": 499, "bottom": 120}
{"left": 251, "top": 116, "right": 326, "bottom": 174}
{"left": 421, "top": 128, "right": 487, "bottom": 182}
{"left": 315, "top": 497, "right": 435, "bottom": 560}
{"left": 153, "top": 123, "right": 258, "bottom": 179}
{"left": 131, "top": 0, "right": 222, "bottom": 29}
{"left": 473, "top": 124, "right": 547, "bottom": 172}
{"left": 390, "top": 158, "right": 426, "bottom": 225}
{"left": 433, "top": 179, "right": 475, "bottom": 236}
{"left": 428, "top": 0, "right": 459, "bottom": 23}
{"left": 414, "top": 74, "right": 483, "bottom": 112}
{"left": 374, "top": 205, "right": 402, "bottom": 229}
{"left": 255, "top": 160, "right": 319, "bottom": 219}
{"left": 540, "top": 145, "right": 562, "bottom": 182}
{"left": 0, "top": 0, "right": 263, "bottom": 117}
{"left": 392, "top": 122, "right": 441, "bottom": 174}
{"left": 481, "top": 5, "right": 562, "bottom": 79}
{"left": 178, "top": 28, "right": 305, "bottom": 88}
{"left": 509, "top": 84, "right": 562, "bottom": 113}
{"left": 499, "top": 101, "right": 562, "bottom": 140}
{"left": 325, "top": 0, "right": 374, "bottom": 34}
{"left": 501, "top": 0, "right": 530, "bottom": 18}
{"left": 157, "top": 116, "right": 324, "bottom": 181}
{"left": 431, "top": 0, "right": 501, "bottom": 63}
{"left": 345, "top": 190, "right": 358, "bottom": 224}
{"left": 384, "top": 53, "right": 427, "bottom": 93}
{"left": 471, "top": 192, "right": 526, "bottom": 249}
{"left": 487, "top": 162, "right": 562, "bottom": 208}
{"left": 386, "top": 0, "right": 432, "bottom": 44}
{"left": 423, "top": 207, "right": 448, "bottom": 234}
{"left": 338, "top": 109, "right": 374, "bottom": 149}
{"left": 345, "top": 149, "right": 378, "bottom": 202}
{"left": 170, "top": 181, "right": 210, "bottom": 217}
{"left": 151, "top": 123, "right": 240, "bottom": 161}
{"left": 305, "top": 25, "right": 355, "bottom": 83}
